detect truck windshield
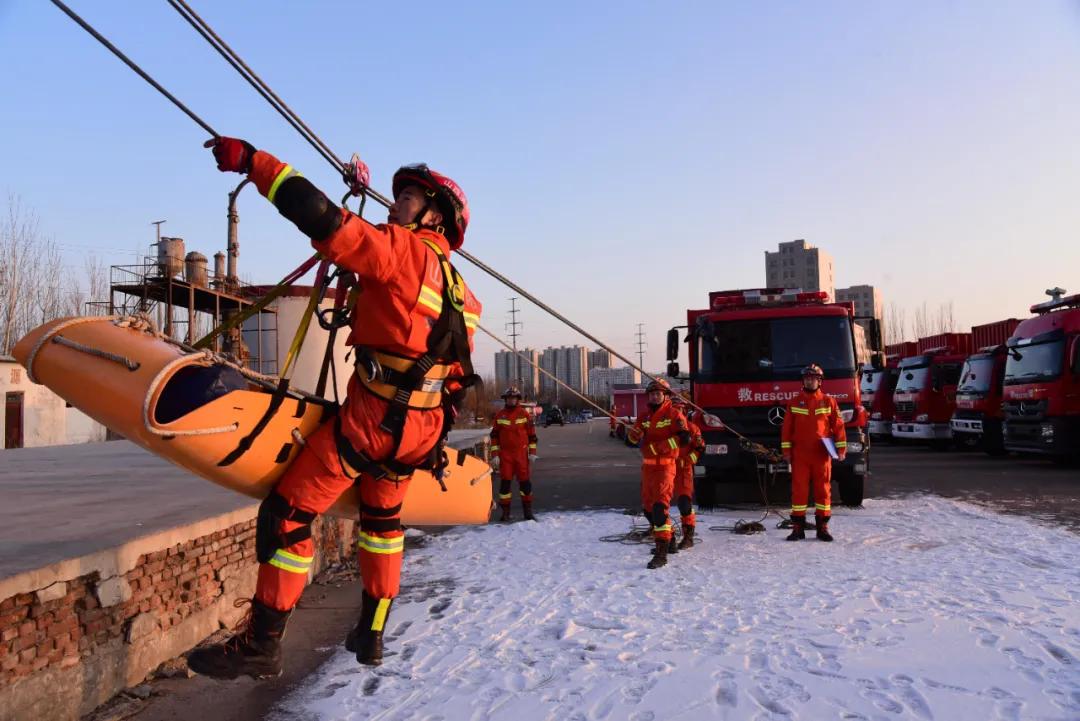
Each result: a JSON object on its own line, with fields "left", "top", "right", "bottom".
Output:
{"left": 1004, "top": 339, "right": 1064, "bottom": 385}
{"left": 895, "top": 364, "right": 928, "bottom": 393}
{"left": 958, "top": 357, "right": 995, "bottom": 393}
{"left": 695, "top": 316, "right": 855, "bottom": 382}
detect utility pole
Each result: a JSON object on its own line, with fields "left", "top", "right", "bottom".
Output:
{"left": 635, "top": 323, "right": 647, "bottom": 374}
{"left": 506, "top": 297, "right": 523, "bottom": 390}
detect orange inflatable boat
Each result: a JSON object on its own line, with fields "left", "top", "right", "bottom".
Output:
{"left": 12, "top": 316, "right": 492, "bottom": 524}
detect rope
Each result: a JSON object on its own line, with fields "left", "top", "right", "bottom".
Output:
{"left": 24, "top": 316, "right": 112, "bottom": 384}
{"left": 47, "top": 0, "right": 218, "bottom": 137}
{"left": 50, "top": 335, "right": 140, "bottom": 372}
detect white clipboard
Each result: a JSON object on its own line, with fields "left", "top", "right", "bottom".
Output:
{"left": 821, "top": 437, "right": 840, "bottom": 460}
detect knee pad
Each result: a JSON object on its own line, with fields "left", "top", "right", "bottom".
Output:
{"left": 520, "top": 480, "right": 533, "bottom": 496}
{"left": 256, "top": 492, "right": 316, "bottom": 564}
{"left": 651, "top": 502, "right": 668, "bottom": 526}
{"left": 677, "top": 496, "right": 693, "bottom": 516}
{"left": 359, "top": 502, "right": 403, "bottom": 534}
{"left": 498, "top": 479, "right": 512, "bottom": 494}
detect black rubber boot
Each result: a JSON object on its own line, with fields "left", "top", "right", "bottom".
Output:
{"left": 677, "top": 524, "right": 695, "bottom": 550}
{"left": 646, "top": 538, "right": 668, "bottom": 569}
{"left": 187, "top": 599, "right": 290, "bottom": 680}
{"left": 786, "top": 518, "right": 806, "bottom": 541}
{"left": 816, "top": 518, "right": 833, "bottom": 542}
{"left": 667, "top": 535, "right": 679, "bottom": 555}
{"left": 499, "top": 504, "right": 512, "bottom": 522}
{"left": 522, "top": 499, "right": 536, "bottom": 521}
{"left": 345, "top": 591, "right": 394, "bottom": 666}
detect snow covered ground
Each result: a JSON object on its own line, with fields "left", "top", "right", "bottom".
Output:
{"left": 274, "top": 498, "right": 1080, "bottom": 721}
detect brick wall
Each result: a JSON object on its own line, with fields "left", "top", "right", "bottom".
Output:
{"left": 0, "top": 509, "right": 357, "bottom": 721}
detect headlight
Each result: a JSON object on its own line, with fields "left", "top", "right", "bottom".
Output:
{"left": 916, "top": 414, "right": 929, "bottom": 422}
{"left": 871, "top": 412, "right": 882, "bottom": 420}
{"left": 840, "top": 409, "right": 854, "bottom": 422}
{"left": 846, "top": 442, "right": 864, "bottom": 453}
{"left": 1041, "top": 424, "right": 1054, "bottom": 437}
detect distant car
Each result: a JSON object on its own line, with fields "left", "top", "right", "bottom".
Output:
{"left": 544, "top": 408, "right": 565, "bottom": 427}
{"left": 581, "top": 410, "right": 593, "bottom": 420}
{"left": 567, "top": 413, "right": 585, "bottom": 424}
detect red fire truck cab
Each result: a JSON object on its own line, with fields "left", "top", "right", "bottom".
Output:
{"left": 891, "top": 342, "right": 970, "bottom": 447}
{"left": 1002, "top": 290, "right": 1080, "bottom": 460}
{"left": 861, "top": 357, "right": 899, "bottom": 439}
{"left": 666, "top": 288, "right": 879, "bottom": 507}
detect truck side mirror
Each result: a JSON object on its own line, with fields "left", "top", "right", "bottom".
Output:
{"left": 667, "top": 361, "right": 680, "bottom": 378}
{"left": 869, "top": 318, "right": 883, "bottom": 351}
{"left": 930, "top": 368, "right": 942, "bottom": 392}
{"left": 871, "top": 352, "right": 885, "bottom": 371}
{"left": 666, "top": 328, "right": 679, "bottom": 362}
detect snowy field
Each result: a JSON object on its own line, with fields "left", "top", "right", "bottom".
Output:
{"left": 275, "top": 498, "right": 1080, "bottom": 721}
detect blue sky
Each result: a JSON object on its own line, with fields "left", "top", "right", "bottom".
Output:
{"left": 2, "top": 1, "right": 1079, "bottom": 375}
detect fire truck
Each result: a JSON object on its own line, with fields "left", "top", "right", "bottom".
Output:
{"left": 861, "top": 357, "right": 899, "bottom": 440}
{"left": 949, "top": 319, "right": 1020, "bottom": 455}
{"left": 891, "top": 334, "right": 972, "bottom": 448}
{"left": 665, "top": 288, "right": 879, "bottom": 507}
{"left": 1002, "top": 289, "right": 1080, "bottom": 460}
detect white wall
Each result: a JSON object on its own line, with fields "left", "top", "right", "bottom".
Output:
{"left": 271, "top": 296, "right": 351, "bottom": 401}
{"left": 1, "top": 360, "right": 108, "bottom": 449}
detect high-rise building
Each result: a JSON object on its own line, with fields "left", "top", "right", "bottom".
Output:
{"left": 539, "top": 345, "right": 589, "bottom": 398}
{"left": 494, "top": 348, "right": 539, "bottom": 397}
{"left": 764, "top": 239, "right": 835, "bottom": 301}
{"left": 588, "top": 349, "right": 611, "bottom": 370}
{"left": 836, "top": 285, "right": 885, "bottom": 344}
{"left": 588, "top": 366, "right": 641, "bottom": 400}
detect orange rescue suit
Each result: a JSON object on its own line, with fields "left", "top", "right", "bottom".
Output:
{"left": 246, "top": 151, "right": 482, "bottom": 612}
{"left": 781, "top": 388, "right": 846, "bottom": 523}
{"left": 490, "top": 405, "right": 537, "bottom": 483}
{"left": 674, "top": 413, "right": 705, "bottom": 527}
{"left": 629, "top": 400, "right": 689, "bottom": 542}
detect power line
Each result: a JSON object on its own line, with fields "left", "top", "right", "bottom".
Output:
{"left": 505, "top": 297, "right": 522, "bottom": 389}
{"left": 635, "top": 323, "right": 647, "bottom": 371}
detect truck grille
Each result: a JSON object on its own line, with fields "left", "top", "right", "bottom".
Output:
{"left": 895, "top": 401, "right": 916, "bottom": 414}
{"left": 1003, "top": 399, "right": 1047, "bottom": 421}
{"left": 952, "top": 409, "right": 982, "bottom": 421}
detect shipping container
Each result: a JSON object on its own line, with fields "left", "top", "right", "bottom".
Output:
{"left": 971, "top": 319, "right": 1020, "bottom": 350}
{"left": 916, "top": 332, "right": 972, "bottom": 356}
{"left": 886, "top": 341, "right": 918, "bottom": 358}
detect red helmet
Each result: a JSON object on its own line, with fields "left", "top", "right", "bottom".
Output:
{"left": 645, "top": 378, "right": 672, "bottom": 394}
{"left": 392, "top": 164, "right": 469, "bottom": 249}
{"left": 801, "top": 363, "right": 824, "bottom": 379}
{"left": 501, "top": 386, "right": 522, "bottom": 399}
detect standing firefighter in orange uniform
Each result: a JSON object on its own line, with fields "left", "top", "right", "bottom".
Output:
{"left": 671, "top": 394, "right": 704, "bottom": 550}
{"left": 627, "top": 379, "right": 690, "bottom": 569}
{"left": 490, "top": 386, "right": 538, "bottom": 521}
{"left": 781, "top": 363, "right": 846, "bottom": 542}
{"left": 187, "top": 138, "right": 481, "bottom": 679}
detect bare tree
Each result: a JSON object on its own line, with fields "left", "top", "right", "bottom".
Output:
{"left": 884, "top": 302, "right": 908, "bottom": 345}
{"left": 934, "top": 300, "right": 956, "bottom": 334}
{"left": 911, "top": 301, "right": 932, "bottom": 340}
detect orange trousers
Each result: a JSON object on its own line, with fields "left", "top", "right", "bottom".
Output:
{"left": 255, "top": 381, "right": 439, "bottom": 612}
{"left": 497, "top": 450, "right": 532, "bottom": 509}
{"left": 790, "top": 454, "right": 832, "bottom": 522}
{"left": 673, "top": 459, "right": 696, "bottom": 528}
{"left": 640, "top": 460, "right": 675, "bottom": 541}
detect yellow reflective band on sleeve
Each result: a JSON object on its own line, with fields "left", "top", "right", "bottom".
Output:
{"left": 656, "top": 419, "right": 672, "bottom": 428}
{"left": 463, "top": 311, "right": 480, "bottom": 330}
{"left": 642, "top": 421, "right": 651, "bottom": 428}
{"left": 689, "top": 452, "right": 699, "bottom": 463}
{"left": 668, "top": 437, "right": 679, "bottom": 450}
{"left": 790, "top": 407, "right": 810, "bottom": 416}
{"left": 267, "top": 549, "right": 313, "bottom": 575}
{"left": 357, "top": 533, "right": 405, "bottom": 555}
{"left": 417, "top": 285, "right": 444, "bottom": 314}
{"left": 780, "top": 442, "right": 792, "bottom": 448}
{"left": 372, "top": 598, "right": 391, "bottom": 632}
{"left": 514, "top": 417, "right": 529, "bottom": 424}
{"left": 835, "top": 441, "right": 847, "bottom": 448}
{"left": 497, "top": 419, "right": 512, "bottom": 425}
{"left": 649, "top": 443, "right": 657, "bottom": 455}
{"left": 267, "top": 164, "right": 301, "bottom": 204}
{"left": 490, "top": 444, "right": 500, "bottom": 452}
{"left": 815, "top": 407, "right": 831, "bottom": 415}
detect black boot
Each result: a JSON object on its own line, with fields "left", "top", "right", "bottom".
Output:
{"left": 646, "top": 538, "right": 668, "bottom": 569}
{"left": 786, "top": 518, "right": 806, "bottom": 541}
{"left": 346, "top": 592, "right": 393, "bottom": 666}
{"left": 499, "top": 504, "right": 512, "bottom": 522}
{"left": 816, "top": 517, "right": 833, "bottom": 542}
{"left": 677, "top": 525, "right": 695, "bottom": 550}
{"left": 522, "top": 498, "right": 536, "bottom": 521}
{"left": 667, "top": 535, "right": 679, "bottom": 555}
{"left": 187, "top": 599, "right": 290, "bottom": 680}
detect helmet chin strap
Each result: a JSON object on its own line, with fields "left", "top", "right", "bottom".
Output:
{"left": 406, "top": 191, "right": 446, "bottom": 236}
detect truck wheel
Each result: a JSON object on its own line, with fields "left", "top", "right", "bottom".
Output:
{"left": 836, "top": 467, "right": 864, "bottom": 507}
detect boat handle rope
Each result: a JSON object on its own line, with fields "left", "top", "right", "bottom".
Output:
{"left": 50, "top": 335, "right": 140, "bottom": 372}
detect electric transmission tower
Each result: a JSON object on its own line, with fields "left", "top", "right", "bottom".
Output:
{"left": 506, "top": 297, "right": 523, "bottom": 389}
{"left": 635, "top": 323, "right": 647, "bottom": 373}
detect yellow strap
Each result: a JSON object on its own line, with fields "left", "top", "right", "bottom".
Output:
{"left": 372, "top": 598, "right": 391, "bottom": 632}
{"left": 281, "top": 263, "right": 326, "bottom": 379}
